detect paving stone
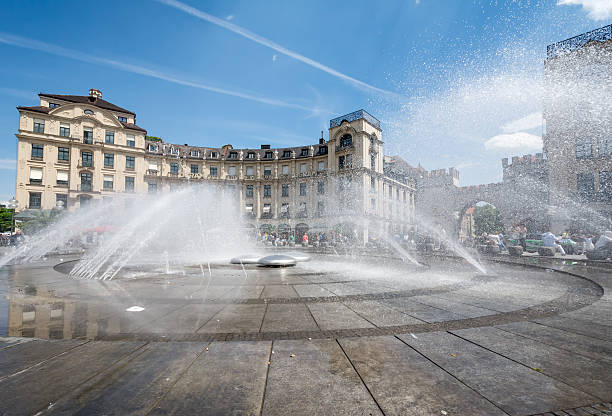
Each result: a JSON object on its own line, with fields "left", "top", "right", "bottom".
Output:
{"left": 262, "top": 339, "right": 382, "bottom": 415}
{"left": 0, "top": 341, "right": 145, "bottom": 416}
{"left": 343, "top": 300, "right": 423, "bottom": 326}
{"left": 260, "top": 304, "right": 319, "bottom": 332}
{"left": 534, "top": 316, "right": 612, "bottom": 342}
{"left": 149, "top": 341, "right": 270, "bottom": 415}
{"left": 198, "top": 304, "right": 266, "bottom": 333}
{"left": 399, "top": 331, "right": 597, "bottom": 415}
{"left": 0, "top": 339, "right": 87, "bottom": 378}
{"left": 307, "top": 303, "right": 375, "bottom": 330}
{"left": 338, "top": 335, "right": 507, "bottom": 415}
{"left": 149, "top": 304, "right": 226, "bottom": 334}
{"left": 260, "top": 285, "right": 299, "bottom": 299}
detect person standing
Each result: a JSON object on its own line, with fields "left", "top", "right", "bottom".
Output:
{"left": 520, "top": 225, "right": 527, "bottom": 250}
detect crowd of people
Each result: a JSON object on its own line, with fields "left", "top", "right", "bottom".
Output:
{"left": 258, "top": 230, "right": 356, "bottom": 247}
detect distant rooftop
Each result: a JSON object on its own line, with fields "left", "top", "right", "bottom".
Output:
{"left": 546, "top": 24, "right": 612, "bottom": 59}
{"left": 330, "top": 109, "right": 381, "bottom": 130}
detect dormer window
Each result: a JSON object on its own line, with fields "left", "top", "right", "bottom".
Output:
{"left": 84, "top": 109, "right": 94, "bottom": 115}
{"left": 340, "top": 134, "right": 352, "bottom": 148}
{"left": 228, "top": 152, "right": 238, "bottom": 159}
{"left": 247, "top": 152, "right": 255, "bottom": 159}
{"left": 210, "top": 151, "right": 218, "bottom": 158}
{"left": 170, "top": 147, "right": 179, "bottom": 155}
{"left": 118, "top": 116, "right": 128, "bottom": 123}
{"left": 264, "top": 151, "right": 273, "bottom": 159}
{"left": 49, "top": 103, "right": 60, "bottom": 109}
{"left": 319, "top": 146, "right": 328, "bottom": 155}
{"left": 300, "top": 148, "right": 308, "bottom": 157}
{"left": 148, "top": 144, "right": 158, "bottom": 152}
{"left": 282, "top": 150, "right": 291, "bottom": 158}
{"left": 190, "top": 150, "right": 199, "bottom": 157}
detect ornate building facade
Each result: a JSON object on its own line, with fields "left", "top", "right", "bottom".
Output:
{"left": 14, "top": 91, "right": 415, "bottom": 241}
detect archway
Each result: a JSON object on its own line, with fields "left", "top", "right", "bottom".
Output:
{"left": 457, "top": 201, "right": 503, "bottom": 244}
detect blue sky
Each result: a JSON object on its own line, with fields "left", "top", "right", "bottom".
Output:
{"left": 0, "top": 0, "right": 610, "bottom": 201}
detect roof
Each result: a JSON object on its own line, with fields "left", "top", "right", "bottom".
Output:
{"left": 120, "top": 121, "right": 147, "bottom": 133}
{"left": 39, "top": 93, "right": 136, "bottom": 115}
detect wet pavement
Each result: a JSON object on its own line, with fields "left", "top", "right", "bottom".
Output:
{"left": 0, "top": 255, "right": 610, "bottom": 415}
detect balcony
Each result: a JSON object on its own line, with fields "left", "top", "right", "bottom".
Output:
{"left": 78, "top": 160, "right": 94, "bottom": 169}
{"left": 207, "top": 174, "right": 219, "bottom": 179}
{"left": 244, "top": 212, "right": 256, "bottom": 219}
{"left": 244, "top": 175, "right": 255, "bottom": 180}
{"left": 296, "top": 211, "right": 308, "bottom": 219}
{"left": 28, "top": 179, "right": 43, "bottom": 186}
{"left": 226, "top": 175, "right": 238, "bottom": 180}
{"left": 261, "top": 212, "right": 273, "bottom": 219}
{"left": 78, "top": 183, "right": 93, "bottom": 192}
{"left": 189, "top": 173, "right": 202, "bottom": 179}
{"left": 56, "top": 181, "right": 69, "bottom": 187}
{"left": 146, "top": 169, "right": 159, "bottom": 176}
{"left": 263, "top": 175, "right": 273, "bottom": 181}
{"left": 279, "top": 211, "right": 291, "bottom": 219}
{"left": 338, "top": 163, "right": 353, "bottom": 170}
{"left": 336, "top": 143, "right": 354, "bottom": 152}
{"left": 82, "top": 136, "right": 94, "bottom": 145}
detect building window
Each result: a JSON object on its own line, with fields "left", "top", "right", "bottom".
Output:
{"left": 281, "top": 203, "right": 289, "bottom": 216}
{"left": 31, "top": 144, "right": 43, "bottom": 159}
{"left": 283, "top": 150, "right": 291, "bottom": 158}
{"left": 598, "top": 136, "right": 612, "bottom": 157}
{"left": 148, "top": 182, "right": 157, "bottom": 193}
{"left": 370, "top": 154, "right": 376, "bottom": 170}
{"left": 317, "top": 201, "right": 324, "bottom": 215}
{"left": 56, "top": 170, "right": 68, "bottom": 186}
{"left": 210, "top": 166, "right": 218, "bottom": 176}
{"left": 282, "top": 184, "right": 289, "bottom": 197}
{"left": 228, "top": 152, "right": 238, "bottom": 159}
{"left": 49, "top": 102, "right": 60, "bottom": 109}
{"left": 190, "top": 164, "right": 199, "bottom": 174}
{"left": 264, "top": 166, "right": 272, "bottom": 177}
{"left": 29, "top": 167, "right": 43, "bottom": 184}
{"left": 83, "top": 128, "right": 93, "bottom": 144}
{"left": 245, "top": 203, "right": 253, "bottom": 214}
{"left": 403, "top": 190, "right": 407, "bottom": 202}
{"left": 319, "top": 146, "right": 328, "bottom": 155}
{"left": 371, "top": 176, "right": 376, "bottom": 190}
{"left": 245, "top": 185, "right": 254, "bottom": 197}
{"left": 247, "top": 152, "right": 255, "bottom": 159}
{"left": 300, "top": 148, "right": 308, "bottom": 157}
{"left": 105, "top": 131, "right": 114, "bottom": 144}
{"left": 317, "top": 181, "right": 325, "bottom": 194}
{"left": 126, "top": 135, "right": 135, "bottom": 147}
{"left": 170, "top": 163, "right": 179, "bottom": 174}
{"left": 33, "top": 119, "right": 45, "bottom": 134}
{"left": 299, "top": 201, "right": 307, "bottom": 213}
{"left": 81, "top": 151, "right": 93, "bottom": 167}
{"left": 56, "top": 193, "right": 67, "bottom": 208}
{"left": 318, "top": 161, "right": 325, "bottom": 171}
{"left": 118, "top": 116, "right": 127, "bottom": 123}
{"left": 246, "top": 166, "right": 255, "bottom": 176}
{"left": 388, "top": 186, "right": 393, "bottom": 199}
{"left": 60, "top": 123, "right": 70, "bottom": 137}
{"left": 103, "top": 175, "right": 114, "bottom": 190}
{"left": 282, "top": 165, "right": 289, "bottom": 175}
{"left": 228, "top": 166, "right": 237, "bottom": 176}
{"left": 576, "top": 137, "right": 592, "bottom": 159}
{"left": 600, "top": 171, "right": 612, "bottom": 201}
{"left": 300, "top": 183, "right": 306, "bottom": 196}
{"left": 57, "top": 147, "right": 70, "bottom": 161}
{"left": 210, "top": 151, "right": 218, "bottom": 158}
{"left": 148, "top": 144, "right": 158, "bottom": 152}
{"left": 29, "top": 192, "right": 41, "bottom": 209}
{"left": 396, "top": 189, "right": 400, "bottom": 200}
{"left": 371, "top": 198, "right": 376, "bottom": 209}
{"left": 264, "top": 151, "right": 273, "bottom": 159}
{"left": 339, "top": 154, "right": 352, "bottom": 169}
{"left": 104, "top": 153, "right": 114, "bottom": 168}
{"left": 125, "top": 176, "right": 135, "bottom": 191}
{"left": 340, "top": 134, "right": 352, "bottom": 148}
{"left": 577, "top": 173, "right": 595, "bottom": 202}
{"left": 263, "top": 203, "right": 271, "bottom": 215}
{"left": 191, "top": 150, "right": 199, "bottom": 157}
{"left": 126, "top": 156, "right": 135, "bottom": 170}
{"left": 300, "top": 163, "right": 307, "bottom": 174}
{"left": 84, "top": 109, "right": 94, "bottom": 115}
{"left": 80, "top": 172, "right": 92, "bottom": 192}
{"left": 264, "top": 185, "right": 272, "bottom": 198}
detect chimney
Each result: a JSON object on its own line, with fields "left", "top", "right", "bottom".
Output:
{"left": 89, "top": 88, "right": 102, "bottom": 100}
{"left": 319, "top": 130, "right": 325, "bottom": 144}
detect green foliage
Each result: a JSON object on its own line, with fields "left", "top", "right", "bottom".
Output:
{"left": 0, "top": 208, "right": 14, "bottom": 232}
{"left": 146, "top": 136, "right": 163, "bottom": 142}
{"left": 19, "top": 209, "right": 63, "bottom": 234}
{"left": 473, "top": 204, "right": 504, "bottom": 235}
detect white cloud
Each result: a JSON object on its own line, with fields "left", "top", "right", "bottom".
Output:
{"left": 557, "top": 0, "right": 612, "bottom": 20}
{"left": 0, "top": 159, "right": 16, "bottom": 170}
{"left": 156, "top": 0, "right": 402, "bottom": 98}
{"left": 484, "top": 132, "right": 542, "bottom": 151}
{"left": 502, "top": 112, "right": 542, "bottom": 133}
{"left": 225, "top": 14, "right": 234, "bottom": 20}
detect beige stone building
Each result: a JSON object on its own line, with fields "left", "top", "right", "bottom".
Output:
{"left": 15, "top": 91, "right": 415, "bottom": 241}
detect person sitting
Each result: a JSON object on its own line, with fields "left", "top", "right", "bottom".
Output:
{"left": 542, "top": 230, "right": 566, "bottom": 255}
{"left": 586, "top": 231, "right": 612, "bottom": 260}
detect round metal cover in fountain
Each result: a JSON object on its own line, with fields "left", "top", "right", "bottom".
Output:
{"left": 284, "top": 252, "right": 311, "bottom": 262}
{"left": 258, "top": 255, "right": 297, "bottom": 267}
{"left": 230, "top": 254, "right": 263, "bottom": 265}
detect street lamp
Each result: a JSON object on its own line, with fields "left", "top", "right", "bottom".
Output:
{"left": 7, "top": 197, "right": 17, "bottom": 234}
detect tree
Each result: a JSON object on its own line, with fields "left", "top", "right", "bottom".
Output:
{"left": 473, "top": 204, "right": 504, "bottom": 235}
{"left": 19, "top": 209, "right": 63, "bottom": 234}
{"left": 0, "top": 208, "right": 14, "bottom": 232}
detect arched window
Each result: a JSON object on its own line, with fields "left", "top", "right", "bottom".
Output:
{"left": 340, "top": 134, "right": 352, "bottom": 148}
{"left": 84, "top": 109, "right": 94, "bottom": 115}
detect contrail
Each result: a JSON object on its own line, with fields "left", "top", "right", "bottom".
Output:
{"left": 156, "top": 0, "right": 403, "bottom": 99}
{"left": 0, "top": 32, "right": 312, "bottom": 111}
